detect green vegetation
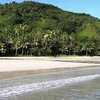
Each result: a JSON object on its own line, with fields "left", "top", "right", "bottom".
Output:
{"left": 0, "top": 1, "right": 100, "bottom": 56}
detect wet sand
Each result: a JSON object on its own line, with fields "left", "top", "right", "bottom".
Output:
{"left": 0, "top": 67, "right": 100, "bottom": 100}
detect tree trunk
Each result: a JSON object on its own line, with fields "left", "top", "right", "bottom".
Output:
{"left": 22, "top": 47, "right": 24, "bottom": 55}
{"left": 86, "top": 49, "right": 88, "bottom": 56}
{"left": 15, "top": 48, "right": 18, "bottom": 55}
{"left": 15, "top": 44, "right": 18, "bottom": 55}
{"left": 69, "top": 46, "right": 71, "bottom": 55}
{"left": 74, "top": 51, "right": 76, "bottom": 55}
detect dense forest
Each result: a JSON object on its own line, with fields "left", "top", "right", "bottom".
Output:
{"left": 0, "top": 1, "right": 100, "bottom": 56}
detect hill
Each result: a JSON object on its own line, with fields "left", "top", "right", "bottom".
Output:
{"left": 0, "top": 1, "right": 100, "bottom": 56}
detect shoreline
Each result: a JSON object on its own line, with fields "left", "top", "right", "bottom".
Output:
{"left": 0, "top": 66, "right": 100, "bottom": 80}
{"left": 0, "top": 57, "right": 100, "bottom": 79}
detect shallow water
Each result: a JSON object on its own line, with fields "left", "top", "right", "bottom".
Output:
{"left": 0, "top": 67, "right": 100, "bottom": 100}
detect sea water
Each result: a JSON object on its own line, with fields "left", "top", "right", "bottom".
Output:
{"left": 0, "top": 67, "right": 100, "bottom": 100}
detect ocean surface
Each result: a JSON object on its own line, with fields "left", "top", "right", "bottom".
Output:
{"left": 0, "top": 67, "right": 100, "bottom": 100}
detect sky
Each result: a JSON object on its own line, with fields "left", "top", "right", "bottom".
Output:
{"left": 0, "top": 0, "right": 100, "bottom": 19}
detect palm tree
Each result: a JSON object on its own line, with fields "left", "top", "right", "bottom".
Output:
{"left": 14, "top": 25, "right": 21, "bottom": 55}
{"left": 68, "top": 33, "right": 75, "bottom": 55}
{"left": 14, "top": 24, "right": 28, "bottom": 55}
{"left": 60, "top": 32, "right": 69, "bottom": 55}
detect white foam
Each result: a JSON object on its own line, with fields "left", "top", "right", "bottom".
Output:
{"left": 0, "top": 74, "right": 100, "bottom": 97}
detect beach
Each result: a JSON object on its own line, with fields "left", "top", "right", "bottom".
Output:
{"left": 0, "top": 56, "right": 100, "bottom": 100}
{"left": 0, "top": 56, "right": 100, "bottom": 79}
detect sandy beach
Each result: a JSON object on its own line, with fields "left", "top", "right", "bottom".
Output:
{"left": 0, "top": 56, "right": 100, "bottom": 79}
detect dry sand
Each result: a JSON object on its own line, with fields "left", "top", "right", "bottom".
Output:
{"left": 0, "top": 57, "right": 100, "bottom": 72}
{"left": 0, "top": 56, "right": 100, "bottom": 79}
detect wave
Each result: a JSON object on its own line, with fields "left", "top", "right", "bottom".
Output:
{"left": 0, "top": 74, "right": 100, "bottom": 97}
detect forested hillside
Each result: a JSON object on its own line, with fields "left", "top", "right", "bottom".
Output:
{"left": 0, "top": 1, "right": 100, "bottom": 56}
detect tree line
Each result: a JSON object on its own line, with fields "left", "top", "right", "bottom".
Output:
{"left": 0, "top": 1, "right": 100, "bottom": 56}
